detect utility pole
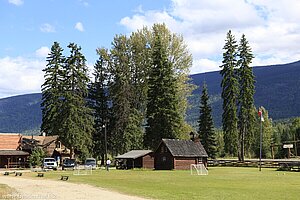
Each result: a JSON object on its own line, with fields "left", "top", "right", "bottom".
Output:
{"left": 103, "top": 122, "right": 108, "bottom": 162}
{"left": 259, "top": 115, "right": 262, "bottom": 171}
{"left": 258, "top": 107, "right": 263, "bottom": 172}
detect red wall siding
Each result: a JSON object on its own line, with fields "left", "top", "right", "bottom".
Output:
{"left": 174, "top": 157, "right": 197, "bottom": 170}
{"left": 142, "top": 154, "right": 154, "bottom": 169}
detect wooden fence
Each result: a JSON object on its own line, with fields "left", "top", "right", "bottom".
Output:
{"left": 208, "top": 159, "right": 300, "bottom": 170}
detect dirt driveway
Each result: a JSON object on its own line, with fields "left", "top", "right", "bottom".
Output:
{"left": 0, "top": 176, "right": 148, "bottom": 200}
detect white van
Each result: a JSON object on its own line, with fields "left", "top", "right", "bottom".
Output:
{"left": 43, "top": 158, "right": 58, "bottom": 170}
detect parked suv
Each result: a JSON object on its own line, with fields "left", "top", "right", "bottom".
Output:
{"left": 62, "top": 158, "right": 76, "bottom": 170}
{"left": 43, "top": 158, "right": 57, "bottom": 170}
{"left": 85, "top": 158, "right": 97, "bottom": 169}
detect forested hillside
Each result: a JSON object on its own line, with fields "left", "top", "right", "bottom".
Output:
{"left": 0, "top": 93, "right": 42, "bottom": 134}
{"left": 0, "top": 61, "right": 300, "bottom": 133}
{"left": 187, "top": 60, "right": 300, "bottom": 127}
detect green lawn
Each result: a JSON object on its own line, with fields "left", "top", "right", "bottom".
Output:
{"left": 28, "top": 167, "right": 300, "bottom": 200}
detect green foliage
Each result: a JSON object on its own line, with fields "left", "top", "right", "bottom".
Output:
{"left": 58, "top": 43, "right": 94, "bottom": 158}
{"left": 220, "top": 30, "right": 239, "bottom": 156}
{"left": 41, "top": 42, "right": 65, "bottom": 135}
{"left": 253, "top": 107, "right": 273, "bottom": 158}
{"left": 198, "top": 83, "right": 217, "bottom": 158}
{"left": 215, "top": 129, "right": 225, "bottom": 157}
{"left": 89, "top": 48, "right": 111, "bottom": 162}
{"left": 108, "top": 35, "right": 138, "bottom": 154}
{"left": 237, "top": 34, "right": 255, "bottom": 161}
{"left": 41, "top": 42, "right": 94, "bottom": 158}
{"left": 145, "top": 25, "right": 182, "bottom": 149}
{"left": 28, "top": 148, "right": 45, "bottom": 167}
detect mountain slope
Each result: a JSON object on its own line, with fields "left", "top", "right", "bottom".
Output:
{"left": 0, "top": 61, "right": 300, "bottom": 132}
{"left": 187, "top": 60, "right": 300, "bottom": 127}
{"left": 0, "top": 93, "right": 42, "bottom": 133}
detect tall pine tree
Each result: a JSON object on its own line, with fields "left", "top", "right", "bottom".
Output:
{"left": 198, "top": 83, "right": 217, "bottom": 158}
{"left": 59, "top": 43, "right": 94, "bottom": 158}
{"left": 220, "top": 30, "right": 239, "bottom": 156}
{"left": 109, "top": 35, "right": 136, "bottom": 155}
{"left": 89, "top": 47, "right": 111, "bottom": 164}
{"left": 144, "top": 27, "right": 181, "bottom": 150}
{"left": 237, "top": 34, "right": 255, "bottom": 161}
{"left": 41, "top": 42, "right": 64, "bottom": 135}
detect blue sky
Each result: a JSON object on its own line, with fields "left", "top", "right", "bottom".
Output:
{"left": 1, "top": 0, "right": 300, "bottom": 98}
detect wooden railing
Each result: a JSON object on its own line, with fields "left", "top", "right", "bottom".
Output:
{"left": 208, "top": 159, "right": 300, "bottom": 169}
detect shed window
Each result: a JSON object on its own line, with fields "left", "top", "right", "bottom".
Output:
{"left": 162, "top": 156, "right": 166, "bottom": 162}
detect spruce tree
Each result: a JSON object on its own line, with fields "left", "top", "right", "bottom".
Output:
{"left": 89, "top": 47, "right": 110, "bottom": 164}
{"left": 144, "top": 27, "right": 181, "bottom": 150}
{"left": 220, "top": 30, "right": 239, "bottom": 156}
{"left": 237, "top": 34, "right": 255, "bottom": 161}
{"left": 41, "top": 42, "right": 64, "bottom": 135}
{"left": 59, "top": 43, "right": 94, "bottom": 158}
{"left": 198, "top": 83, "right": 217, "bottom": 158}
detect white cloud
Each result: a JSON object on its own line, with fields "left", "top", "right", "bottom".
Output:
{"left": 40, "top": 23, "right": 56, "bottom": 33}
{"left": 8, "top": 0, "right": 23, "bottom": 6}
{"left": 0, "top": 56, "right": 45, "bottom": 98}
{"left": 192, "top": 59, "right": 220, "bottom": 74}
{"left": 75, "top": 22, "right": 85, "bottom": 32}
{"left": 35, "top": 46, "right": 50, "bottom": 58}
{"left": 120, "top": 0, "right": 300, "bottom": 74}
{"left": 79, "top": 0, "right": 89, "bottom": 7}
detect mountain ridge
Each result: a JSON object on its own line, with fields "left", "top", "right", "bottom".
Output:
{"left": 1, "top": 61, "right": 300, "bottom": 133}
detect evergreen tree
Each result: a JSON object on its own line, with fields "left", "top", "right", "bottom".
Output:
{"left": 144, "top": 27, "right": 181, "bottom": 150}
{"left": 41, "top": 42, "right": 64, "bottom": 135}
{"left": 109, "top": 35, "right": 136, "bottom": 155}
{"left": 59, "top": 43, "right": 94, "bottom": 158}
{"left": 237, "top": 34, "right": 255, "bottom": 161}
{"left": 89, "top": 48, "right": 110, "bottom": 164}
{"left": 148, "top": 24, "right": 194, "bottom": 138}
{"left": 220, "top": 30, "right": 239, "bottom": 156}
{"left": 198, "top": 83, "right": 217, "bottom": 158}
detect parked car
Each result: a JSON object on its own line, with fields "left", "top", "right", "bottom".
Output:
{"left": 43, "top": 158, "right": 57, "bottom": 170}
{"left": 85, "top": 158, "right": 97, "bottom": 169}
{"left": 62, "top": 158, "right": 76, "bottom": 170}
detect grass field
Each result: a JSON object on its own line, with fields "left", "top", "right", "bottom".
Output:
{"left": 25, "top": 167, "right": 300, "bottom": 200}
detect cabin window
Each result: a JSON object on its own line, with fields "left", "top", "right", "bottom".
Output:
{"left": 161, "top": 146, "right": 164, "bottom": 153}
{"left": 56, "top": 141, "right": 61, "bottom": 148}
{"left": 164, "top": 147, "right": 168, "bottom": 153}
{"left": 162, "top": 156, "right": 166, "bottom": 162}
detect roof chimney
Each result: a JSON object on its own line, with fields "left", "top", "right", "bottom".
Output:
{"left": 190, "top": 132, "right": 195, "bottom": 141}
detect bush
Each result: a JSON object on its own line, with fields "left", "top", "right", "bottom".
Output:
{"left": 28, "top": 148, "right": 45, "bottom": 167}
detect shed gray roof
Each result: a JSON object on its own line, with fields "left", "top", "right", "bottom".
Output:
{"left": 0, "top": 150, "right": 29, "bottom": 156}
{"left": 116, "top": 150, "right": 153, "bottom": 159}
{"left": 161, "top": 139, "right": 208, "bottom": 157}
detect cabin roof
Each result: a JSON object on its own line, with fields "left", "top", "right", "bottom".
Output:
{"left": 0, "top": 150, "right": 29, "bottom": 156}
{"left": 116, "top": 150, "right": 153, "bottom": 159}
{"left": 160, "top": 139, "right": 208, "bottom": 157}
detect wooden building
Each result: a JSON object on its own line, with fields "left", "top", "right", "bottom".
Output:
{"left": 0, "top": 133, "right": 29, "bottom": 168}
{"left": 22, "top": 135, "right": 70, "bottom": 163}
{"left": 154, "top": 139, "right": 208, "bottom": 170}
{"left": 115, "top": 150, "right": 154, "bottom": 169}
